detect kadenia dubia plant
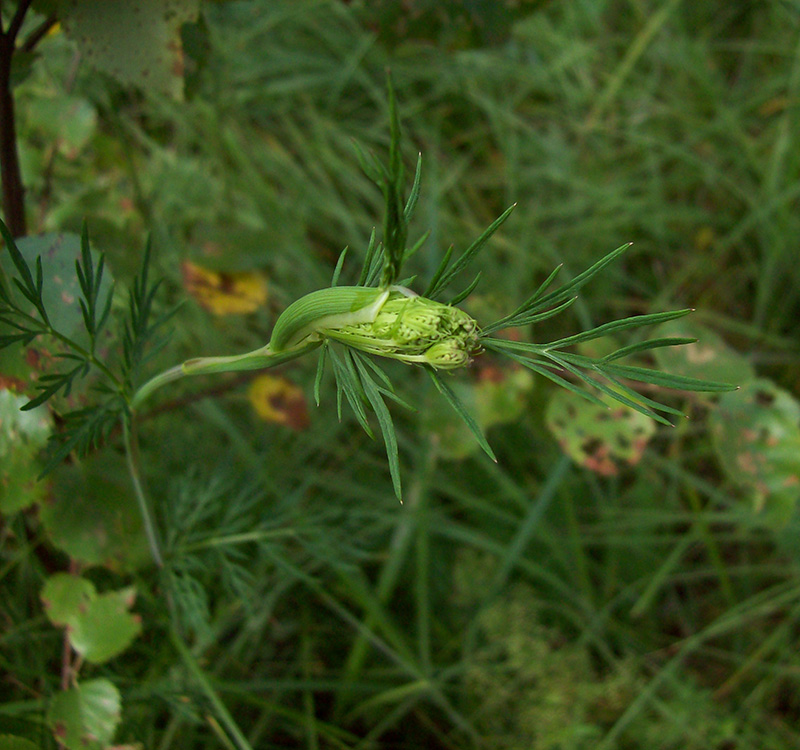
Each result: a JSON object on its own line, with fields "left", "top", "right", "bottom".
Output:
{"left": 0, "top": 87, "right": 734, "bottom": 565}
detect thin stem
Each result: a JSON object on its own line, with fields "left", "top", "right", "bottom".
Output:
{"left": 122, "top": 417, "right": 163, "bottom": 568}
{"left": 129, "top": 364, "right": 185, "bottom": 411}
{"left": 130, "top": 340, "right": 319, "bottom": 411}
{"left": 168, "top": 624, "right": 254, "bottom": 750}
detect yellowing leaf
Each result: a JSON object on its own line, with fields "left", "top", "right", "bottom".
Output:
{"left": 181, "top": 261, "right": 267, "bottom": 315}
{"left": 247, "top": 375, "right": 309, "bottom": 431}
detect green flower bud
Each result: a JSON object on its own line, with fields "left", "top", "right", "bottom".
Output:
{"left": 322, "top": 291, "right": 480, "bottom": 369}
{"left": 422, "top": 340, "right": 473, "bottom": 369}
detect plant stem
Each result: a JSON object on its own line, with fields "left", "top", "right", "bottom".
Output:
{"left": 129, "top": 364, "right": 186, "bottom": 411}
{"left": 168, "top": 624, "right": 254, "bottom": 750}
{"left": 125, "top": 340, "right": 320, "bottom": 566}
{"left": 130, "top": 341, "right": 319, "bottom": 410}
{"left": 122, "top": 417, "right": 164, "bottom": 568}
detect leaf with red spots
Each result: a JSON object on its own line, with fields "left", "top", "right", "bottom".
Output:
{"left": 46, "top": 678, "right": 121, "bottom": 750}
{"left": 39, "top": 452, "right": 151, "bottom": 572}
{"left": 546, "top": 389, "right": 655, "bottom": 476}
{"left": 710, "top": 379, "right": 800, "bottom": 524}
{"left": 0, "top": 389, "right": 51, "bottom": 514}
{"left": 0, "top": 232, "right": 113, "bottom": 403}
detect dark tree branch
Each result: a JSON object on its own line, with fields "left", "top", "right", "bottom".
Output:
{"left": 0, "top": 0, "right": 34, "bottom": 237}
{"left": 7, "top": 0, "right": 33, "bottom": 44}
{"left": 21, "top": 12, "right": 58, "bottom": 54}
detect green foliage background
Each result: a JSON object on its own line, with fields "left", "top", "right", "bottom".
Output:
{"left": 2, "top": 1, "right": 800, "bottom": 748}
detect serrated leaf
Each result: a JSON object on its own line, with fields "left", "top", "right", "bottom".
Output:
{"left": 42, "top": 574, "right": 140, "bottom": 663}
{"left": 46, "top": 678, "right": 121, "bottom": 750}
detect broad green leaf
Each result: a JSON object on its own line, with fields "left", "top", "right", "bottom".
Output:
{"left": 653, "top": 320, "right": 755, "bottom": 387}
{"left": 546, "top": 389, "right": 656, "bottom": 475}
{"left": 0, "top": 389, "right": 51, "bottom": 514}
{"left": 46, "top": 678, "right": 121, "bottom": 750}
{"left": 710, "top": 379, "right": 800, "bottom": 524}
{"left": 42, "top": 575, "right": 141, "bottom": 663}
{"left": 69, "top": 589, "right": 142, "bottom": 664}
{"left": 39, "top": 453, "right": 150, "bottom": 572}
{"left": 41, "top": 573, "right": 97, "bottom": 627}
{"left": 62, "top": 0, "right": 200, "bottom": 100}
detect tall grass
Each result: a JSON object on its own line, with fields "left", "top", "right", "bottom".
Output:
{"left": 4, "top": 1, "right": 800, "bottom": 747}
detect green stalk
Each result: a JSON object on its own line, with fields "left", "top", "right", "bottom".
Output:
{"left": 122, "top": 418, "right": 164, "bottom": 568}
{"left": 130, "top": 341, "right": 320, "bottom": 411}
{"left": 169, "top": 624, "right": 254, "bottom": 750}
{"left": 125, "top": 339, "right": 321, "bottom": 567}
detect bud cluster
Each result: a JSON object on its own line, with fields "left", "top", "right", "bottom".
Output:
{"left": 322, "top": 292, "right": 480, "bottom": 369}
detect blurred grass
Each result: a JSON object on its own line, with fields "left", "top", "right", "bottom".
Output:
{"left": 4, "top": 1, "right": 800, "bottom": 748}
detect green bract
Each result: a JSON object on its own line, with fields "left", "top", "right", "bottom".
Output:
{"left": 269, "top": 286, "right": 390, "bottom": 351}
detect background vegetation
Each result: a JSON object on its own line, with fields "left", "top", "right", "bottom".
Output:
{"left": 2, "top": 1, "right": 800, "bottom": 748}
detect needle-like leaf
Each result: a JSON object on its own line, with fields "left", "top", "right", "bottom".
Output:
{"left": 428, "top": 369, "right": 497, "bottom": 462}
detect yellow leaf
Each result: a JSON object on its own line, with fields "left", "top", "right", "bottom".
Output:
{"left": 247, "top": 375, "right": 309, "bottom": 431}
{"left": 181, "top": 261, "right": 267, "bottom": 315}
